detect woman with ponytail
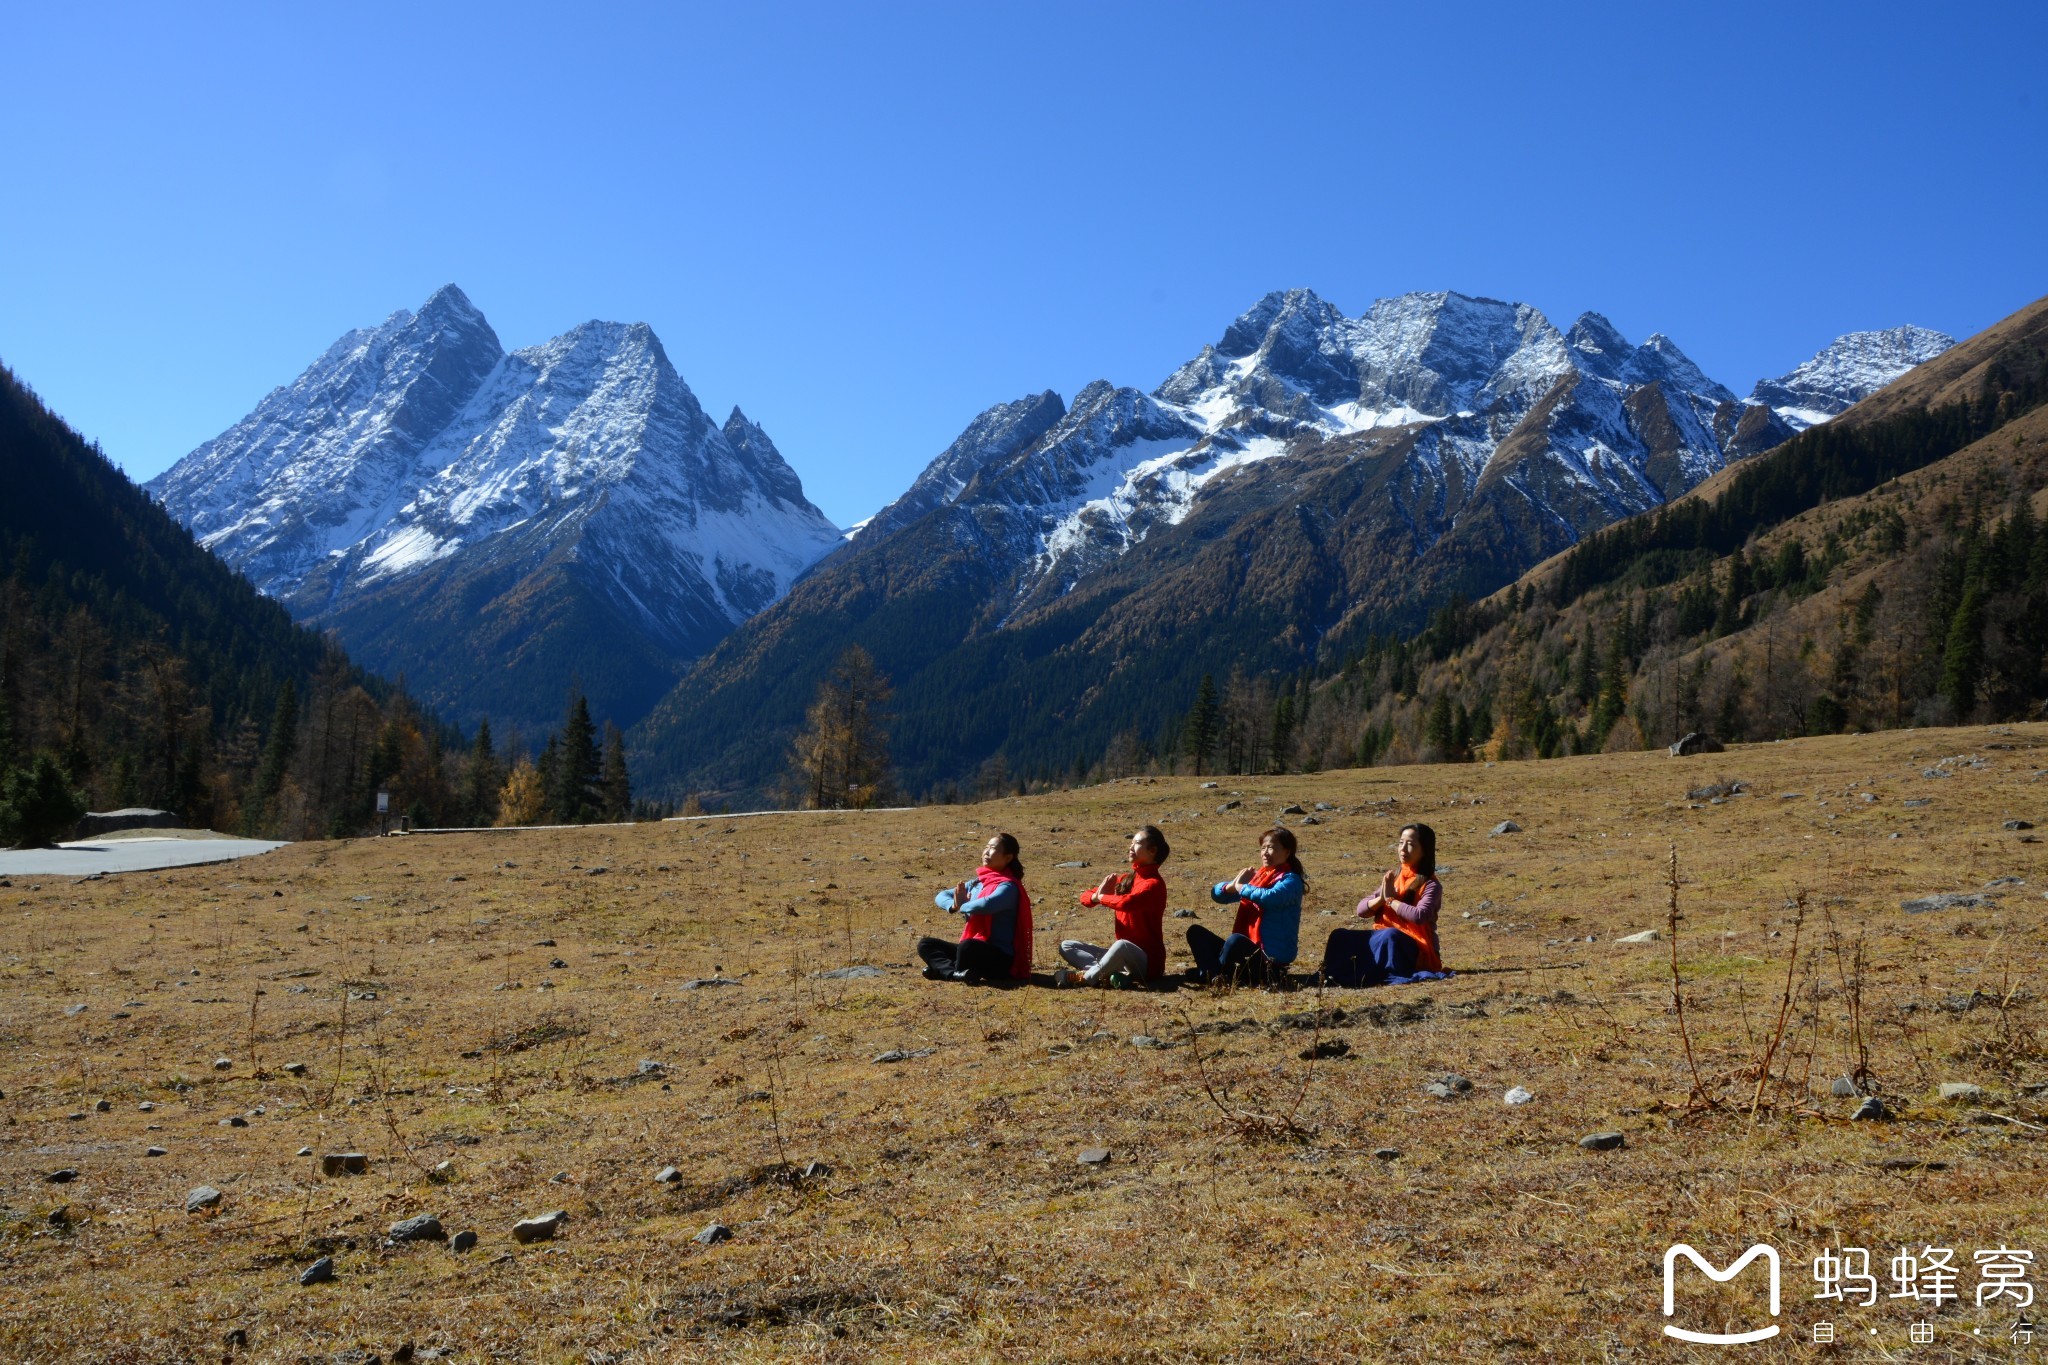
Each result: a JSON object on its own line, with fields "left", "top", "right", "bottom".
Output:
{"left": 1185, "top": 826, "right": 1303, "bottom": 990}
{"left": 916, "top": 832, "right": 1034, "bottom": 985}
{"left": 1054, "top": 825, "right": 1170, "bottom": 988}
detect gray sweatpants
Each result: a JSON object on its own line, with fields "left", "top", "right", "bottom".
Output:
{"left": 1058, "top": 938, "right": 1148, "bottom": 984}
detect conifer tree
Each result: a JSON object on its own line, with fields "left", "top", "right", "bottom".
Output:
{"left": 600, "top": 723, "right": 631, "bottom": 822}
{"left": 1940, "top": 584, "right": 1985, "bottom": 720}
{"left": 463, "top": 719, "right": 501, "bottom": 826}
{"left": 1181, "top": 673, "right": 1219, "bottom": 775}
{"left": 552, "top": 694, "right": 601, "bottom": 823}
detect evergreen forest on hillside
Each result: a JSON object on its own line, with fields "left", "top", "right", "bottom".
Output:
{"left": 0, "top": 366, "right": 641, "bottom": 841}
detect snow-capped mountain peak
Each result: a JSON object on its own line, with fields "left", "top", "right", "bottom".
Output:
{"left": 1750, "top": 324, "right": 1957, "bottom": 429}
{"left": 148, "top": 287, "right": 842, "bottom": 731}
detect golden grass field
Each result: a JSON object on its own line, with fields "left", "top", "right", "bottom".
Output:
{"left": 2, "top": 724, "right": 2045, "bottom": 1363}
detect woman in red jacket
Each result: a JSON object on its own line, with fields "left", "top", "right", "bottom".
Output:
{"left": 1052, "top": 825, "right": 1169, "bottom": 988}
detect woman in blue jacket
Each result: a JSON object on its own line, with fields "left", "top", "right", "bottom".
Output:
{"left": 1185, "top": 826, "right": 1303, "bottom": 989}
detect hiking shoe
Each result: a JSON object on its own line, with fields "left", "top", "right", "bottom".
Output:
{"left": 921, "top": 964, "right": 945, "bottom": 981}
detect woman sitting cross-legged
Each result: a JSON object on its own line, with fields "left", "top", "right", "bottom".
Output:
{"left": 916, "top": 832, "right": 1034, "bottom": 985}
{"left": 1185, "top": 825, "right": 1303, "bottom": 989}
{"left": 1053, "top": 825, "right": 1169, "bottom": 988}
{"left": 1319, "top": 822, "right": 1447, "bottom": 987}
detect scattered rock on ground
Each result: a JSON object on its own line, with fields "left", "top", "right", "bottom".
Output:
{"left": 1578, "top": 1131, "right": 1626, "bottom": 1150}
{"left": 1077, "top": 1148, "right": 1111, "bottom": 1166}
{"left": 1985, "top": 876, "right": 2027, "bottom": 889}
{"left": 636, "top": 1059, "right": 666, "bottom": 1075}
{"left": 1669, "top": 732, "right": 1724, "bottom": 756}
{"left": 1373, "top": 1148, "right": 1401, "bottom": 1160}
{"left": 283, "top": 1061, "right": 307, "bottom": 1076}
{"left": 1217, "top": 801, "right": 1241, "bottom": 812}
{"left": 695, "top": 1222, "right": 732, "bottom": 1245}
{"left": 450, "top": 1230, "right": 478, "bottom": 1253}
{"left": 1831, "top": 1077, "right": 1860, "bottom": 1097}
{"left": 1055, "top": 861, "right": 1089, "bottom": 869}
{"left": 146, "top": 1146, "right": 167, "bottom": 1157}
{"left": 388, "top": 1215, "right": 445, "bottom": 1243}
{"left": 1282, "top": 804, "right": 1306, "bottom": 815}
{"left": 321, "top": 1153, "right": 368, "bottom": 1177}
{"left": 655, "top": 1166, "right": 683, "bottom": 1184}
{"left": 186, "top": 1185, "right": 223, "bottom": 1213}
{"left": 1939, "top": 1082, "right": 1986, "bottom": 1103}
{"left": 212, "top": 1057, "right": 232, "bottom": 1071}
{"left": 1615, "top": 930, "right": 1661, "bottom": 944}
{"left": 801, "top": 1160, "right": 831, "bottom": 1180}
{"left": 2004, "top": 820, "right": 2035, "bottom": 831}
{"left": 1300, "top": 1039, "right": 1351, "bottom": 1060}
{"left": 44, "top": 1169, "right": 78, "bottom": 1184}
{"left": 64, "top": 1004, "right": 86, "bottom": 1017}
{"left": 813, "top": 965, "right": 884, "bottom": 980}
{"left": 680, "top": 977, "right": 742, "bottom": 990}
{"left": 872, "top": 1048, "right": 935, "bottom": 1064}
{"left": 1851, "top": 1097, "right": 1888, "bottom": 1121}
{"left": 512, "top": 1211, "right": 567, "bottom": 1244}
{"left": 1900, "top": 892, "right": 1994, "bottom": 914}
{"left": 1490, "top": 821, "right": 1522, "bottom": 836}
{"left": 1504, "top": 1086, "right": 1535, "bottom": 1106}
{"left": 298, "top": 1257, "right": 334, "bottom": 1287}
{"left": 1172, "top": 908, "right": 1197, "bottom": 918}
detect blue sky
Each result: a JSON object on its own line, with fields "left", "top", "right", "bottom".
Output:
{"left": 5, "top": 0, "right": 2044, "bottom": 527}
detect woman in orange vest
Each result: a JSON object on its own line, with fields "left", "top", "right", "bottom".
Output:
{"left": 1053, "top": 825, "right": 1169, "bottom": 987}
{"left": 1319, "top": 822, "right": 1444, "bottom": 986}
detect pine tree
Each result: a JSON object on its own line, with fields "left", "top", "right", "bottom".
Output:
{"left": 244, "top": 679, "right": 297, "bottom": 835}
{"left": 1182, "top": 673, "right": 1220, "bottom": 775}
{"left": 553, "top": 694, "right": 601, "bottom": 823}
{"left": 534, "top": 735, "right": 560, "bottom": 821}
{"left": 1940, "top": 583, "right": 1985, "bottom": 720}
{"left": 1423, "top": 692, "right": 1454, "bottom": 759}
{"left": 1, "top": 752, "right": 87, "bottom": 847}
{"left": 463, "top": 719, "right": 501, "bottom": 826}
{"left": 600, "top": 723, "right": 631, "bottom": 821}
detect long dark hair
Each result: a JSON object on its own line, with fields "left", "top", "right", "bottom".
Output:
{"left": 1136, "top": 824, "right": 1170, "bottom": 864}
{"left": 1400, "top": 822, "right": 1437, "bottom": 879}
{"left": 989, "top": 831, "right": 1022, "bottom": 878}
{"left": 1261, "top": 826, "right": 1306, "bottom": 886}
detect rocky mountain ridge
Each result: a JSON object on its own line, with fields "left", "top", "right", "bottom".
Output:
{"left": 149, "top": 286, "right": 841, "bottom": 732}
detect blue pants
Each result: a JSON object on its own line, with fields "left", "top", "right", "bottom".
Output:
{"left": 1319, "top": 927, "right": 1419, "bottom": 987}
{"left": 1186, "top": 925, "right": 1275, "bottom": 985}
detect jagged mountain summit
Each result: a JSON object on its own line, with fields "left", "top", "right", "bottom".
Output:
{"left": 1749, "top": 324, "right": 1956, "bottom": 429}
{"left": 635, "top": 287, "right": 1952, "bottom": 803}
{"left": 843, "top": 288, "right": 1813, "bottom": 615}
{"left": 149, "top": 285, "right": 842, "bottom": 733}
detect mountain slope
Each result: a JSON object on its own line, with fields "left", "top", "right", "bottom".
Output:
{"left": 150, "top": 287, "right": 842, "bottom": 734}
{"left": 633, "top": 289, "right": 1949, "bottom": 803}
{"left": 0, "top": 361, "right": 407, "bottom": 832}
{"left": 1312, "top": 292, "right": 2048, "bottom": 769}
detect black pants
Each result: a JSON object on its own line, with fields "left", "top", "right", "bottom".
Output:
{"left": 1185, "top": 924, "right": 1275, "bottom": 986}
{"left": 916, "top": 936, "right": 1012, "bottom": 981}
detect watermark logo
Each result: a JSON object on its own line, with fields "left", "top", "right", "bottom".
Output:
{"left": 1663, "top": 1243, "right": 1782, "bottom": 1344}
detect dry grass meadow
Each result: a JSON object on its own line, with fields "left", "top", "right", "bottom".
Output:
{"left": 2, "top": 724, "right": 2045, "bottom": 1362}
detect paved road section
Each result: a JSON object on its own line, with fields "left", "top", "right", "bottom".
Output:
{"left": 0, "top": 835, "right": 288, "bottom": 877}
